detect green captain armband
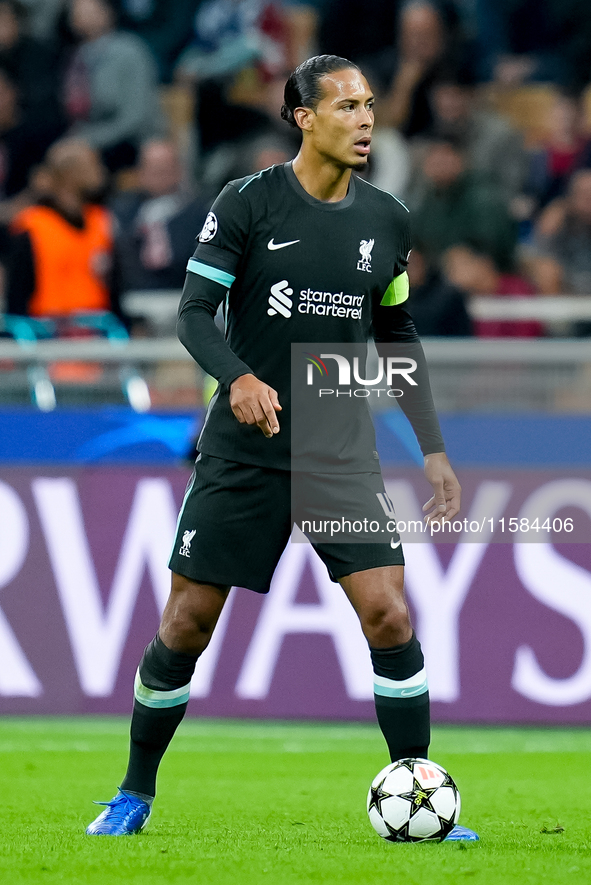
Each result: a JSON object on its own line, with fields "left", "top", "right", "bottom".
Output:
{"left": 380, "top": 271, "right": 409, "bottom": 306}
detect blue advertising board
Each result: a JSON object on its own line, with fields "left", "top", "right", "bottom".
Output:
{"left": 0, "top": 408, "right": 589, "bottom": 467}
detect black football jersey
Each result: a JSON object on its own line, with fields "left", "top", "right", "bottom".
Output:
{"left": 187, "top": 162, "right": 413, "bottom": 470}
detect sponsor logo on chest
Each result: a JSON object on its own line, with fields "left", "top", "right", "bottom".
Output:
{"left": 267, "top": 281, "right": 365, "bottom": 319}
{"left": 268, "top": 280, "right": 294, "bottom": 317}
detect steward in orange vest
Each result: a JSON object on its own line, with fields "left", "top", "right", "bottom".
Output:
{"left": 6, "top": 139, "right": 123, "bottom": 321}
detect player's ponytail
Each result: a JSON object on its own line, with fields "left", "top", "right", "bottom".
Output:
{"left": 281, "top": 55, "right": 360, "bottom": 129}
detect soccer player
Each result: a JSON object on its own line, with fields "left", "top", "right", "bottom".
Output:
{"left": 86, "top": 55, "right": 478, "bottom": 841}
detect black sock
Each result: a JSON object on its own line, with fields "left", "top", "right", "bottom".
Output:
{"left": 370, "top": 632, "right": 430, "bottom": 762}
{"left": 120, "top": 634, "right": 198, "bottom": 798}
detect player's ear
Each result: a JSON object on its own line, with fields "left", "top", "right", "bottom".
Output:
{"left": 294, "top": 106, "right": 314, "bottom": 132}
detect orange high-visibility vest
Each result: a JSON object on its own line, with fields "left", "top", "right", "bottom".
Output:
{"left": 12, "top": 204, "right": 113, "bottom": 316}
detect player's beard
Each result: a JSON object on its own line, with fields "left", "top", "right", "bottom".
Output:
{"left": 352, "top": 159, "right": 369, "bottom": 172}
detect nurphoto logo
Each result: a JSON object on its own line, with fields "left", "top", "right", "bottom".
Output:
{"left": 304, "top": 350, "right": 417, "bottom": 398}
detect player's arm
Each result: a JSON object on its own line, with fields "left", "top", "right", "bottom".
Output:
{"left": 372, "top": 281, "right": 461, "bottom": 524}
{"left": 178, "top": 181, "right": 283, "bottom": 437}
{"left": 177, "top": 270, "right": 251, "bottom": 384}
{"left": 177, "top": 272, "right": 281, "bottom": 438}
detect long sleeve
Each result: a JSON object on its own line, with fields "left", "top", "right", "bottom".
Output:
{"left": 177, "top": 270, "right": 252, "bottom": 388}
{"left": 177, "top": 180, "right": 254, "bottom": 385}
{"left": 373, "top": 301, "right": 445, "bottom": 456}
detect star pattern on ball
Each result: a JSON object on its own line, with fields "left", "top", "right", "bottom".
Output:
{"left": 368, "top": 782, "right": 392, "bottom": 816}
{"left": 368, "top": 758, "right": 461, "bottom": 843}
{"left": 398, "top": 778, "right": 439, "bottom": 818}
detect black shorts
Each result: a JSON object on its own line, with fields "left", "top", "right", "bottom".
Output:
{"left": 169, "top": 453, "right": 404, "bottom": 594}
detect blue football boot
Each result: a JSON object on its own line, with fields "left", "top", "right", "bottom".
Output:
{"left": 85, "top": 790, "right": 151, "bottom": 835}
{"left": 444, "top": 825, "right": 480, "bottom": 841}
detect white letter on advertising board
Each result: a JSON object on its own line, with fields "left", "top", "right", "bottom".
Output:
{"left": 0, "top": 482, "right": 41, "bottom": 696}
{"left": 33, "top": 477, "right": 177, "bottom": 696}
{"left": 386, "top": 480, "right": 512, "bottom": 702}
{"left": 236, "top": 541, "right": 373, "bottom": 700}
{"left": 513, "top": 479, "right": 591, "bottom": 706}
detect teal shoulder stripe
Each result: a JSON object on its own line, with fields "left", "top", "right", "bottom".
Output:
{"left": 238, "top": 170, "right": 263, "bottom": 192}
{"left": 381, "top": 271, "right": 409, "bottom": 307}
{"left": 237, "top": 164, "right": 274, "bottom": 192}
{"left": 359, "top": 178, "right": 410, "bottom": 212}
{"left": 187, "top": 258, "right": 235, "bottom": 288}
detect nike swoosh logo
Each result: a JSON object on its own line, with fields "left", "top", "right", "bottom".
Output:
{"left": 268, "top": 238, "right": 300, "bottom": 251}
{"left": 390, "top": 538, "right": 401, "bottom": 549}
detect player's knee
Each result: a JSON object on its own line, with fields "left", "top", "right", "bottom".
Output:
{"left": 161, "top": 574, "right": 228, "bottom": 655}
{"left": 161, "top": 614, "right": 211, "bottom": 655}
{"left": 362, "top": 599, "right": 412, "bottom": 648}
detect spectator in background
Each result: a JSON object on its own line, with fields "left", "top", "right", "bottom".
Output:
{"left": 205, "top": 130, "right": 294, "bottom": 193}
{"left": 318, "top": 0, "right": 403, "bottom": 73}
{"left": 406, "top": 246, "right": 473, "bottom": 336}
{"left": 282, "top": 0, "right": 323, "bottom": 70}
{"left": 362, "top": 125, "right": 411, "bottom": 199}
{"left": 118, "top": 0, "right": 198, "bottom": 83}
{"left": 475, "top": 0, "right": 591, "bottom": 92}
{"left": 410, "top": 135, "right": 517, "bottom": 271}
{"left": 6, "top": 139, "right": 123, "bottom": 321}
{"left": 0, "top": 67, "right": 59, "bottom": 227}
{"left": 527, "top": 90, "right": 591, "bottom": 212}
{"left": 443, "top": 244, "right": 543, "bottom": 337}
{"left": 175, "top": 0, "right": 286, "bottom": 84}
{"left": 377, "top": 0, "right": 471, "bottom": 138}
{"left": 175, "top": 0, "right": 288, "bottom": 157}
{"left": 528, "top": 169, "right": 591, "bottom": 298}
{"left": 421, "top": 65, "right": 528, "bottom": 202}
{"left": 0, "top": 0, "right": 64, "bottom": 130}
{"left": 111, "top": 137, "right": 207, "bottom": 292}
{"left": 64, "top": 0, "right": 164, "bottom": 172}
{"left": 17, "top": 0, "right": 65, "bottom": 42}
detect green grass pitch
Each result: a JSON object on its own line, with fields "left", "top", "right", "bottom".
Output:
{"left": 1, "top": 718, "right": 590, "bottom": 884}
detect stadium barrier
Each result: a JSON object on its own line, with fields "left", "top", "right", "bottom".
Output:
{"left": 1, "top": 331, "right": 590, "bottom": 413}
{"left": 120, "top": 290, "right": 591, "bottom": 334}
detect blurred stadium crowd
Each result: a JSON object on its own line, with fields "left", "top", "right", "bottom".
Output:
{"left": 2, "top": 0, "right": 591, "bottom": 339}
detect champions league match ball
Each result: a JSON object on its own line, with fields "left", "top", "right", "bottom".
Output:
{"left": 367, "top": 758, "right": 461, "bottom": 842}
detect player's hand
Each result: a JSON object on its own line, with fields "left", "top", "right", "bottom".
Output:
{"left": 422, "top": 452, "right": 461, "bottom": 525}
{"left": 229, "top": 373, "right": 282, "bottom": 438}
